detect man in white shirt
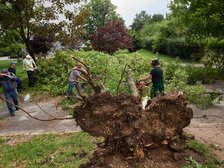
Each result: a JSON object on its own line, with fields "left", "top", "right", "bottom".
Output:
{"left": 23, "top": 54, "right": 37, "bottom": 87}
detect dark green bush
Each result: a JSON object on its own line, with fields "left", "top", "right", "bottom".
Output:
{"left": 158, "top": 38, "right": 194, "bottom": 59}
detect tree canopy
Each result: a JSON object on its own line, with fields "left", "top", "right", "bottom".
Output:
{"left": 170, "top": 0, "right": 224, "bottom": 40}
{"left": 91, "top": 20, "right": 133, "bottom": 55}
{"left": 131, "top": 11, "right": 164, "bottom": 31}
{"left": 0, "top": 0, "right": 88, "bottom": 58}
{"left": 83, "top": 0, "right": 120, "bottom": 38}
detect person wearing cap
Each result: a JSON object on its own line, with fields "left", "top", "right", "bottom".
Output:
{"left": 8, "top": 62, "right": 22, "bottom": 91}
{"left": 0, "top": 69, "right": 19, "bottom": 116}
{"left": 140, "top": 58, "right": 164, "bottom": 98}
{"left": 67, "top": 62, "right": 87, "bottom": 100}
{"left": 23, "top": 54, "right": 37, "bottom": 87}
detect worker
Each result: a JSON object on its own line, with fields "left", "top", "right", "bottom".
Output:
{"left": 8, "top": 62, "right": 22, "bottom": 91}
{"left": 23, "top": 54, "right": 37, "bottom": 87}
{"left": 67, "top": 62, "right": 87, "bottom": 100}
{"left": 0, "top": 69, "right": 19, "bottom": 116}
{"left": 140, "top": 58, "right": 164, "bottom": 98}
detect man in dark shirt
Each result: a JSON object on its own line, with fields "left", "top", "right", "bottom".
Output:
{"left": 8, "top": 62, "right": 16, "bottom": 74}
{"left": 8, "top": 62, "right": 21, "bottom": 91}
{"left": 140, "top": 58, "right": 164, "bottom": 98}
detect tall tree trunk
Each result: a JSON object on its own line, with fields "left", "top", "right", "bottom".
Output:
{"left": 14, "top": 2, "right": 35, "bottom": 61}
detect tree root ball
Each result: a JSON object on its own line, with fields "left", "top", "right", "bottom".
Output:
{"left": 74, "top": 91, "right": 193, "bottom": 158}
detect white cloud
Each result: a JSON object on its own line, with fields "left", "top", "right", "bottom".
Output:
{"left": 111, "top": 0, "right": 171, "bottom": 27}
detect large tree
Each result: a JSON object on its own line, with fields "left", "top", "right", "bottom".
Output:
{"left": 83, "top": 0, "right": 120, "bottom": 38}
{"left": 0, "top": 0, "right": 88, "bottom": 59}
{"left": 130, "top": 11, "right": 151, "bottom": 31}
{"left": 91, "top": 20, "right": 133, "bottom": 55}
{"left": 131, "top": 11, "right": 164, "bottom": 31}
{"left": 170, "top": 0, "right": 224, "bottom": 40}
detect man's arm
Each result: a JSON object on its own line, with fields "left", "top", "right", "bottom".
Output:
{"left": 79, "top": 76, "right": 87, "bottom": 82}
{"left": 0, "top": 73, "right": 17, "bottom": 80}
{"left": 141, "top": 74, "right": 151, "bottom": 81}
{"left": 31, "top": 59, "right": 37, "bottom": 68}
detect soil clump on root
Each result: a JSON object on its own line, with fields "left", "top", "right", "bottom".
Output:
{"left": 74, "top": 92, "right": 203, "bottom": 168}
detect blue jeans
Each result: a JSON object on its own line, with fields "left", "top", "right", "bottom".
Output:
{"left": 67, "top": 81, "right": 81, "bottom": 97}
{"left": 4, "top": 89, "right": 19, "bottom": 114}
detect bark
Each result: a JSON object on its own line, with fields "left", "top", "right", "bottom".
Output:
{"left": 14, "top": 2, "right": 35, "bottom": 61}
{"left": 126, "top": 70, "right": 139, "bottom": 97}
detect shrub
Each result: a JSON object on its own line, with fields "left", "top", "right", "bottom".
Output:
{"left": 165, "top": 66, "right": 213, "bottom": 108}
{"left": 158, "top": 38, "right": 194, "bottom": 59}
{"left": 185, "top": 66, "right": 224, "bottom": 84}
{"left": 202, "top": 38, "right": 224, "bottom": 72}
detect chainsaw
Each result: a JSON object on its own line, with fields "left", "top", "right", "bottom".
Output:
{"left": 135, "top": 80, "right": 151, "bottom": 93}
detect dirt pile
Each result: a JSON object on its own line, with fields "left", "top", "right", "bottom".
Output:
{"left": 74, "top": 92, "right": 195, "bottom": 167}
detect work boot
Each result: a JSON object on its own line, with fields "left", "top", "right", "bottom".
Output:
{"left": 10, "top": 112, "right": 15, "bottom": 116}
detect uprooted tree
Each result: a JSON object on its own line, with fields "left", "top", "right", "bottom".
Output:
{"left": 70, "top": 60, "right": 196, "bottom": 168}
{"left": 0, "top": 55, "right": 204, "bottom": 167}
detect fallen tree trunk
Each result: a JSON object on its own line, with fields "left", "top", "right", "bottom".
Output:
{"left": 126, "top": 70, "right": 139, "bottom": 97}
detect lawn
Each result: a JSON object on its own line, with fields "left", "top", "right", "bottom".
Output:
{"left": 0, "top": 133, "right": 220, "bottom": 168}
{"left": 135, "top": 49, "right": 180, "bottom": 62}
{"left": 115, "top": 49, "right": 182, "bottom": 62}
{"left": 0, "top": 132, "right": 101, "bottom": 168}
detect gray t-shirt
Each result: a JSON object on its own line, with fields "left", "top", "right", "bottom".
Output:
{"left": 69, "top": 68, "right": 80, "bottom": 82}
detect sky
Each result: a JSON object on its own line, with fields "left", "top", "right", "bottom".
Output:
{"left": 111, "top": 0, "right": 171, "bottom": 27}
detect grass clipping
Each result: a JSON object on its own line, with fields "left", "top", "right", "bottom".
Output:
{"left": 73, "top": 91, "right": 200, "bottom": 168}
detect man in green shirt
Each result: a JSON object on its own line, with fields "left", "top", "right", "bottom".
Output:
{"left": 140, "top": 58, "right": 164, "bottom": 98}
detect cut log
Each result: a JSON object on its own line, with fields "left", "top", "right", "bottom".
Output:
{"left": 126, "top": 71, "right": 139, "bottom": 97}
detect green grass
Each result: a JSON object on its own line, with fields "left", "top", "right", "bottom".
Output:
{"left": 137, "top": 49, "right": 180, "bottom": 62}
{"left": 115, "top": 49, "right": 180, "bottom": 63}
{"left": 0, "top": 132, "right": 101, "bottom": 168}
{"left": 186, "top": 140, "right": 222, "bottom": 168}
{"left": 0, "top": 133, "right": 222, "bottom": 168}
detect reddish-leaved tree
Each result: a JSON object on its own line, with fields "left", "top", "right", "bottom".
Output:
{"left": 91, "top": 20, "right": 133, "bottom": 55}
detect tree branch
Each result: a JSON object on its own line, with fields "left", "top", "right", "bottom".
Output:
{"left": 116, "top": 64, "right": 127, "bottom": 96}
{"left": 72, "top": 57, "right": 101, "bottom": 94}
{"left": 0, "top": 95, "right": 73, "bottom": 121}
{"left": 36, "top": 103, "right": 57, "bottom": 119}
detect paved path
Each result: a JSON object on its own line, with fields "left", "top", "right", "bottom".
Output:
{"left": 185, "top": 81, "right": 224, "bottom": 160}
{"left": 0, "top": 97, "right": 80, "bottom": 136}
{"left": 0, "top": 57, "right": 16, "bottom": 61}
